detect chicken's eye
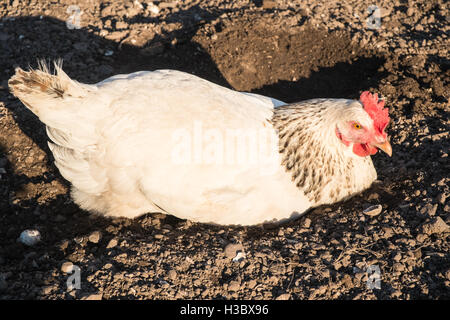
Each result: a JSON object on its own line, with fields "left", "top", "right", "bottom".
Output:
{"left": 353, "top": 123, "right": 362, "bottom": 129}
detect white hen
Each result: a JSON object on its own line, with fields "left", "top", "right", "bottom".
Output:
{"left": 9, "top": 62, "right": 392, "bottom": 225}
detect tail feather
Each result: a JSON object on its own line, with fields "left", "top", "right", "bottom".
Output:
{"left": 8, "top": 60, "right": 91, "bottom": 116}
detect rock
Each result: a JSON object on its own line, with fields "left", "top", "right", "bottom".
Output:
{"left": 167, "top": 269, "right": 177, "bottom": 280}
{"left": 115, "top": 21, "right": 128, "bottom": 29}
{"left": 303, "top": 217, "right": 311, "bottom": 228}
{"left": 342, "top": 274, "right": 353, "bottom": 289}
{"left": 42, "top": 285, "right": 54, "bottom": 295}
{"left": 422, "top": 217, "right": 450, "bottom": 235}
{"left": 88, "top": 231, "right": 102, "bottom": 244}
{"left": 18, "top": 229, "right": 41, "bottom": 246}
{"left": 154, "top": 234, "right": 164, "bottom": 240}
{"left": 61, "top": 261, "right": 74, "bottom": 273}
{"left": 81, "top": 293, "right": 103, "bottom": 300}
{"left": 275, "top": 293, "right": 290, "bottom": 300}
{"left": 394, "top": 263, "right": 405, "bottom": 272}
{"left": 228, "top": 280, "right": 241, "bottom": 291}
{"left": 262, "top": 0, "right": 277, "bottom": 9}
{"left": 247, "top": 279, "right": 257, "bottom": 289}
{"left": 148, "top": 2, "right": 160, "bottom": 14}
{"left": 406, "top": 7, "right": 415, "bottom": 17}
{"left": 363, "top": 204, "right": 383, "bottom": 216}
{"left": 106, "top": 238, "right": 118, "bottom": 248}
{"left": 224, "top": 243, "right": 244, "bottom": 259}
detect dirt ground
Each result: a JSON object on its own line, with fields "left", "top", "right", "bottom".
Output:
{"left": 0, "top": 0, "right": 449, "bottom": 300}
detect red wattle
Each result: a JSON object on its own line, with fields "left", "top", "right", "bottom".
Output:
{"left": 353, "top": 143, "right": 378, "bottom": 157}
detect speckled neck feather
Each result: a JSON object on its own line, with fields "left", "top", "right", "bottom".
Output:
{"left": 272, "top": 99, "right": 371, "bottom": 204}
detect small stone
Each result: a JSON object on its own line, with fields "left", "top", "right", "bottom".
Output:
{"left": 61, "top": 261, "right": 74, "bottom": 273}
{"left": 168, "top": 269, "right": 177, "bottom": 280}
{"left": 228, "top": 280, "right": 241, "bottom": 291}
{"left": 18, "top": 230, "right": 41, "bottom": 246}
{"left": 59, "top": 240, "right": 69, "bottom": 251}
{"left": 81, "top": 293, "right": 103, "bottom": 300}
{"left": 394, "top": 263, "right": 405, "bottom": 272}
{"left": 406, "top": 7, "right": 414, "bottom": 17}
{"left": 303, "top": 218, "right": 311, "bottom": 228}
{"left": 247, "top": 279, "right": 257, "bottom": 289}
{"left": 115, "top": 21, "right": 128, "bottom": 29}
{"left": 42, "top": 285, "right": 54, "bottom": 295}
{"left": 422, "top": 217, "right": 450, "bottom": 235}
{"left": 104, "top": 263, "right": 113, "bottom": 269}
{"left": 416, "top": 233, "right": 427, "bottom": 243}
{"left": 262, "top": 0, "right": 277, "bottom": 9}
{"left": 224, "top": 243, "right": 244, "bottom": 259}
{"left": 363, "top": 204, "right": 383, "bottom": 216}
{"left": 106, "top": 238, "right": 118, "bottom": 249}
{"left": 342, "top": 274, "right": 353, "bottom": 289}
{"left": 147, "top": 2, "right": 160, "bottom": 14}
{"left": 275, "top": 293, "right": 290, "bottom": 300}
{"left": 88, "top": 231, "right": 102, "bottom": 244}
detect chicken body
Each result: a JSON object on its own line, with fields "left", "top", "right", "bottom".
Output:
{"left": 9, "top": 65, "right": 386, "bottom": 225}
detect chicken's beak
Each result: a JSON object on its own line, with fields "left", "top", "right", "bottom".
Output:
{"left": 373, "top": 140, "right": 392, "bottom": 157}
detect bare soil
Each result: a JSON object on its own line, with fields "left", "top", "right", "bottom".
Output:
{"left": 0, "top": 0, "right": 449, "bottom": 300}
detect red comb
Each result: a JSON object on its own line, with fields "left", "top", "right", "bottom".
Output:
{"left": 360, "top": 91, "right": 389, "bottom": 134}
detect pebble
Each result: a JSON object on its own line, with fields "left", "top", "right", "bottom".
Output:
{"left": 224, "top": 243, "right": 244, "bottom": 259}
{"left": 18, "top": 229, "right": 41, "bottom": 246}
{"left": 81, "top": 293, "right": 103, "bottom": 300}
{"left": 42, "top": 285, "right": 54, "bottom": 295}
{"left": 406, "top": 7, "right": 415, "bottom": 17}
{"left": 422, "top": 217, "right": 450, "bottom": 235}
{"left": 394, "top": 263, "right": 405, "bottom": 272}
{"left": 88, "top": 231, "right": 102, "bottom": 244}
{"left": 247, "top": 279, "right": 257, "bottom": 289}
{"left": 168, "top": 269, "right": 177, "bottom": 280}
{"left": 275, "top": 293, "right": 290, "bottom": 300}
{"left": 61, "top": 261, "right": 74, "bottom": 273}
{"left": 148, "top": 2, "right": 160, "bottom": 14}
{"left": 363, "top": 204, "right": 383, "bottom": 216}
{"left": 106, "top": 238, "right": 118, "bottom": 249}
{"left": 303, "top": 218, "right": 311, "bottom": 228}
{"left": 228, "top": 280, "right": 241, "bottom": 291}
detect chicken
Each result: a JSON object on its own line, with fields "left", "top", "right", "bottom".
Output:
{"left": 8, "top": 62, "right": 392, "bottom": 226}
